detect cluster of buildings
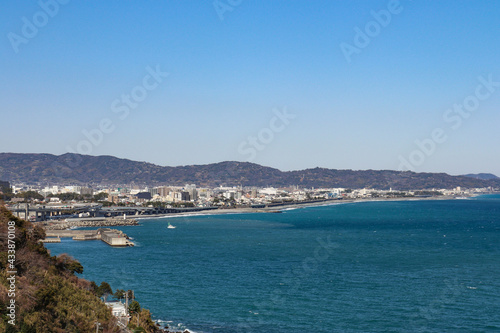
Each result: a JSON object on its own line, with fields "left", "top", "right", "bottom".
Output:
{"left": 4, "top": 181, "right": 496, "bottom": 208}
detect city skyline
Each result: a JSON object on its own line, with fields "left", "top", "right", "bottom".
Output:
{"left": 2, "top": 1, "right": 500, "bottom": 176}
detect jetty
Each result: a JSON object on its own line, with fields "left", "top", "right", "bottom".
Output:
{"left": 43, "top": 228, "right": 134, "bottom": 247}
{"left": 41, "top": 217, "right": 139, "bottom": 230}
{"left": 40, "top": 237, "right": 61, "bottom": 243}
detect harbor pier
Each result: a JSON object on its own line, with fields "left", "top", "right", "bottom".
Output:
{"left": 43, "top": 228, "right": 134, "bottom": 247}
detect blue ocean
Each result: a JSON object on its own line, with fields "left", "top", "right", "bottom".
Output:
{"left": 45, "top": 195, "right": 500, "bottom": 332}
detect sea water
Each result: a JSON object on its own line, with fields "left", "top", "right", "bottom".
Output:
{"left": 46, "top": 195, "right": 500, "bottom": 332}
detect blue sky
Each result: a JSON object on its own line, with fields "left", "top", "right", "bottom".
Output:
{"left": 1, "top": 0, "right": 499, "bottom": 176}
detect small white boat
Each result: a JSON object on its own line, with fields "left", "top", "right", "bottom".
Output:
{"left": 167, "top": 222, "right": 176, "bottom": 229}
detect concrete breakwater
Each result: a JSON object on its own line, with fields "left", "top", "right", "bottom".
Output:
{"left": 42, "top": 217, "right": 139, "bottom": 230}
{"left": 43, "top": 228, "right": 134, "bottom": 247}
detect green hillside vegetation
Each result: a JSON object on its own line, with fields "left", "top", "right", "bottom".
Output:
{"left": 2, "top": 152, "right": 500, "bottom": 189}
{"left": 0, "top": 205, "right": 160, "bottom": 333}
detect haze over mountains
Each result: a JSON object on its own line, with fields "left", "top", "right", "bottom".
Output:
{"left": 0, "top": 153, "right": 498, "bottom": 190}
{"left": 462, "top": 173, "right": 500, "bottom": 180}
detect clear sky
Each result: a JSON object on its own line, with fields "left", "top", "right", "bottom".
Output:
{"left": 1, "top": 0, "right": 499, "bottom": 176}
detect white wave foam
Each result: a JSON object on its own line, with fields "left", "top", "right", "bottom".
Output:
{"left": 154, "top": 319, "right": 197, "bottom": 332}
{"left": 280, "top": 207, "right": 301, "bottom": 211}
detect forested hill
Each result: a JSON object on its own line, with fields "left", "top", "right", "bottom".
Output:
{"left": 0, "top": 206, "right": 117, "bottom": 332}
{"left": 0, "top": 152, "right": 499, "bottom": 190}
{"left": 0, "top": 206, "right": 161, "bottom": 332}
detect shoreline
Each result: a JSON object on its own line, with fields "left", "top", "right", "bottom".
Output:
{"left": 39, "top": 195, "right": 473, "bottom": 229}
{"left": 135, "top": 195, "right": 461, "bottom": 221}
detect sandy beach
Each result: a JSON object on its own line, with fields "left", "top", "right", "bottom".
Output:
{"left": 134, "top": 195, "right": 459, "bottom": 220}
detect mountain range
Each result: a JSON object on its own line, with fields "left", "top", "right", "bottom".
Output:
{"left": 0, "top": 153, "right": 499, "bottom": 190}
{"left": 462, "top": 173, "right": 499, "bottom": 180}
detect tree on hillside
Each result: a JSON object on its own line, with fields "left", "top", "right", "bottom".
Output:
{"left": 96, "top": 281, "right": 113, "bottom": 300}
{"left": 55, "top": 253, "right": 84, "bottom": 274}
{"left": 113, "top": 289, "right": 126, "bottom": 300}
{"left": 129, "top": 300, "right": 141, "bottom": 314}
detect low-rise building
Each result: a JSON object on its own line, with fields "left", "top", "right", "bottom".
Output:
{"left": 105, "top": 301, "right": 127, "bottom": 317}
